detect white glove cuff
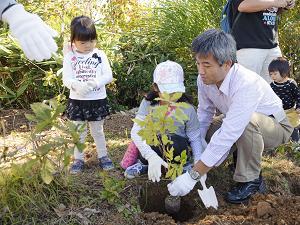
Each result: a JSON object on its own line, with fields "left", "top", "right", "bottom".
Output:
{"left": 145, "top": 152, "right": 158, "bottom": 161}
{"left": 2, "top": 4, "right": 26, "bottom": 23}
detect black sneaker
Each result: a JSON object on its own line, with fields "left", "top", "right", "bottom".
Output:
{"left": 226, "top": 175, "right": 266, "bottom": 204}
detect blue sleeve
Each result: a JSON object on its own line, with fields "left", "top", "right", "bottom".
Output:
{"left": 0, "top": 0, "right": 17, "bottom": 17}
{"left": 136, "top": 99, "right": 151, "bottom": 117}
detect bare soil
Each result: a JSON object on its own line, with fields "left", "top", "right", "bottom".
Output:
{"left": 1, "top": 109, "right": 300, "bottom": 224}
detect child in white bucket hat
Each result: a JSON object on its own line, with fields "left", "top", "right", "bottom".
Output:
{"left": 122, "top": 60, "right": 205, "bottom": 182}
{"left": 153, "top": 60, "right": 185, "bottom": 93}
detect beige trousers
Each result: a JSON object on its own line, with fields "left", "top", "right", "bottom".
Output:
{"left": 206, "top": 113, "right": 293, "bottom": 182}
{"left": 237, "top": 46, "right": 282, "bottom": 84}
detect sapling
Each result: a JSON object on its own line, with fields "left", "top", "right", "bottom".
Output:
{"left": 133, "top": 92, "right": 190, "bottom": 213}
{"left": 25, "top": 98, "right": 85, "bottom": 184}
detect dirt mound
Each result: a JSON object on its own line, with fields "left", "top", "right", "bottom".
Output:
{"left": 190, "top": 194, "right": 300, "bottom": 225}
{"left": 137, "top": 212, "right": 176, "bottom": 225}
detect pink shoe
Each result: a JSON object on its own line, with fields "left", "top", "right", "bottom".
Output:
{"left": 120, "top": 141, "right": 139, "bottom": 169}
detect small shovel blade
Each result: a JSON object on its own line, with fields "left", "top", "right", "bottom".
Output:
{"left": 197, "top": 186, "right": 218, "bottom": 209}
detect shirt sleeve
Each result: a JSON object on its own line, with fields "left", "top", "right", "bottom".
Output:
{"left": 62, "top": 52, "right": 76, "bottom": 90}
{"left": 95, "top": 50, "right": 113, "bottom": 88}
{"left": 185, "top": 105, "right": 203, "bottom": 162}
{"left": 200, "top": 79, "right": 263, "bottom": 167}
{"left": 131, "top": 99, "right": 157, "bottom": 160}
{"left": 197, "top": 76, "right": 215, "bottom": 139}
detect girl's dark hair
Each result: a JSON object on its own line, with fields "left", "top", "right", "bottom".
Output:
{"left": 268, "top": 57, "right": 290, "bottom": 78}
{"left": 70, "top": 16, "right": 97, "bottom": 43}
{"left": 145, "top": 83, "right": 192, "bottom": 105}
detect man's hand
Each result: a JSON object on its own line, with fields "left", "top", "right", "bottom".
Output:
{"left": 147, "top": 153, "right": 168, "bottom": 182}
{"left": 167, "top": 172, "right": 203, "bottom": 196}
{"left": 71, "top": 81, "right": 93, "bottom": 96}
{"left": 2, "top": 4, "right": 58, "bottom": 61}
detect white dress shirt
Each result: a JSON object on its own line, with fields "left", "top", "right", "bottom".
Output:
{"left": 197, "top": 63, "right": 286, "bottom": 167}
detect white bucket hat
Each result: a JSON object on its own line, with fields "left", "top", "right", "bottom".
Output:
{"left": 153, "top": 60, "right": 185, "bottom": 93}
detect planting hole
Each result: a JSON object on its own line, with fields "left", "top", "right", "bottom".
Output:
{"left": 138, "top": 182, "right": 195, "bottom": 222}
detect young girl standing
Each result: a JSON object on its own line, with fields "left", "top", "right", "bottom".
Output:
{"left": 123, "top": 60, "right": 205, "bottom": 182}
{"left": 63, "top": 16, "right": 114, "bottom": 173}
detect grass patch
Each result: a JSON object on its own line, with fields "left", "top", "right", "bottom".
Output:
{"left": 0, "top": 129, "right": 140, "bottom": 224}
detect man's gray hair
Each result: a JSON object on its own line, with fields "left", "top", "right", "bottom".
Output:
{"left": 192, "top": 29, "right": 237, "bottom": 65}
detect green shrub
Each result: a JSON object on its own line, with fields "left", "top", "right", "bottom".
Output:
{"left": 278, "top": 4, "right": 300, "bottom": 80}
{"left": 0, "top": 0, "right": 299, "bottom": 110}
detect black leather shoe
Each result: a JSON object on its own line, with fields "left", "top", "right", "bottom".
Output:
{"left": 226, "top": 175, "right": 266, "bottom": 204}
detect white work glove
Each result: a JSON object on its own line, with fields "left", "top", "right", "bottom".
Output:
{"left": 147, "top": 153, "right": 168, "bottom": 182}
{"left": 71, "top": 81, "right": 93, "bottom": 96}
{"left": 2, "top": 4, "right": 58, "bottom": 61}
{"left": 167, "top": 172, "right": 207, "bottom": 196}
{"left": 87, "top": 79, "right": 99, "bottom": 89}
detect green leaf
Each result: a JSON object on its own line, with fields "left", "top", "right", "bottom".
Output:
{"left": 174, "top": 155, "right": 180, "bottom": 162}
{"left": 25, "top": 113, "right": 38, "bottom": 122}
{"left": 40, "top": 159, "right": 55, "bottom": 184}
{"left": 0, "top": 44, "right": 12, "bottom": 54}
{"left": 16, "top": 82, "right": 29, "bottom": 97}
{"left": 165, "top": 147, "right": 174, "bottom": 162}
{"left": 170, "top": 92, "right": 182, "bottom": 102}
{"left": 36, "top": 143, "right": 52, "bottom": 156}
{"left": 175, "top": 102, "right": 190, "bottom": 109}
{"left": 0, "top": 82, "right": 16, "bottom": 96}
{"left": 161, "top": 134, "right": 169, "bottom": 145}
{"left": 30, "top": 102, "right": 52, "bottom": 121}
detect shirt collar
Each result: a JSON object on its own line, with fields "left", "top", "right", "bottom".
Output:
{"left": 219, "top": 63, "right": 237, "bottom": 96}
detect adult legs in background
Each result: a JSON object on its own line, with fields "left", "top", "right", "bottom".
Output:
{"left": 260, "top": 46, "right": 282, "bottom": 84}
{"left": 237, "top": 47, "right": 281, "bottom": 84}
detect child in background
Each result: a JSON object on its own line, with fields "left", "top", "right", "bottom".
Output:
{"left": 269, "top": 57, "right": 300, "bottom": 142}
{"left": 63, "top": 16, "right": 114, "bottom": 174}
{"left": 123, "top": 60, "right": 205, "bottom": 182}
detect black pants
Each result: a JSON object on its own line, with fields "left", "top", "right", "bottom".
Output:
{"left": 139, "top": 134, "right": 189, "bottom": 165}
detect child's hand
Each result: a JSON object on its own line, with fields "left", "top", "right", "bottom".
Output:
{"left": 296, "top": 108, "right": 300, "bottom": 114}
{"left": 87, "top": 79, "right": 99, "bottom": 89}
{"left": 71, "top": 81, "right": 93, "bottom": 96}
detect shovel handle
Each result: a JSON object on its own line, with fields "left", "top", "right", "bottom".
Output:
{"left": 199, "top": 178, "right": 208, "bottom": 190}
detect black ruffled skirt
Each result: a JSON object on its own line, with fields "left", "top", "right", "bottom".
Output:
{"left": 66, "top": 98, "right": 110, "bottom": 121}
